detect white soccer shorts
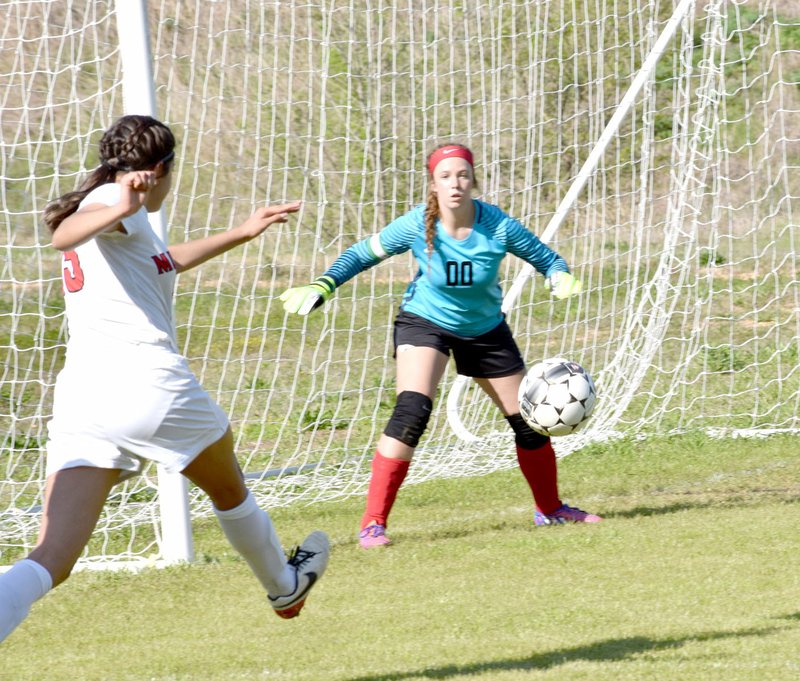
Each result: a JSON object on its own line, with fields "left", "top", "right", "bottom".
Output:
{"left": 46, "top": 346, "right": 229, "bottom": 481}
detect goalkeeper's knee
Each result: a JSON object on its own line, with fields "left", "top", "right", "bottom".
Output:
{"left": 383, "top": 391, "right": 433, "bottom": 447}
{"left": 506, "top": 413, "right": 550, "bottom": 449}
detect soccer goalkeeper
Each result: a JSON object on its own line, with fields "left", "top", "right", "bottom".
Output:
{"left": 281, "top": 143, "right": 602, "bottom": 549}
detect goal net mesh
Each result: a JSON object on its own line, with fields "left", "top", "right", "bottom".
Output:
{"left": 1, "top": 0, "right": 798, "bottom": 565}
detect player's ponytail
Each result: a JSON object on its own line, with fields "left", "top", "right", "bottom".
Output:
{"left": 43, "top": 165, "right": 116, "bottom": 234}
{"left": 44, "top": 115, "right": 175, "bottom": 233}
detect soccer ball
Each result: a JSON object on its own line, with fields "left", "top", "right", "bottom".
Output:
{"left": 518, "top": 357, "right": 597, "bottom": 436}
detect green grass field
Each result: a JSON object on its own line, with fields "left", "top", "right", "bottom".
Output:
{"left": 2, "top": 432, "right": 798, "bottom": 681}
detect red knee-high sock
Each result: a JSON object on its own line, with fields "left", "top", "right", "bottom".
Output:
{"left": 516, "top": 441, "right": 562, "bottom": 515}
{"left": 361, "top": 451, "right": 410, "bottom": 529}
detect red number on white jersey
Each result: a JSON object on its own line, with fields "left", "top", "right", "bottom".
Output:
{"left": 63, "top": 250, "right": 85, "bottom": 293}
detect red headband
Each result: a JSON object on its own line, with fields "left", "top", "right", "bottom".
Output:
{"left": 428, "top": 145, "right": 474, "bottom": 175}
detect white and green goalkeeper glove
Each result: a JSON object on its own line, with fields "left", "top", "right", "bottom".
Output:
{"left": 279, "top": 276, "right": 336, "bottom": 315}
{"left": 545, "top": 271, "right": 582, "bottom": 300}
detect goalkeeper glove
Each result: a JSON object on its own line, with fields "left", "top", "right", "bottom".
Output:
{"left": 545, "top": 271, "right": 582, "bottom": 300}
{"left": 279, "top": 276, "right": 336, "bottom": 315}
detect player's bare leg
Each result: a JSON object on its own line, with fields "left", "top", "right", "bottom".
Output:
{"left": 474, "top": 372, "right": 525, "bottom": 416}
{"left": 30, "top": 466, "right": 121, "bottom": 585}
{"left": 0, "top": 466, "right": 119, "bottom": 643}
{"left": 181, "top": 426, "right": 248, "bottom": 510}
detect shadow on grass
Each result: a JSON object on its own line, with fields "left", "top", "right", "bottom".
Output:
{"left": 345, "top": 617, "right": 799, "bottom": 681}
{"left": 604, "top": 487, "right": 800, "bottom": 521}
{"left": 605, "top": 500, "right": 717, "bottom": 519}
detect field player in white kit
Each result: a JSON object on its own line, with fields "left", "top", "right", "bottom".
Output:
{"left": 0, "top": 115, "right": 329, "bottom": 643}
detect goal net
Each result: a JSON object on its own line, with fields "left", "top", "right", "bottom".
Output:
{"left": 2, "top": 0, "right": 798, "bottom": 568}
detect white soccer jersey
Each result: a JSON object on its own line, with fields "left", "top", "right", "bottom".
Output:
{"left": 47, "top": 182, "right": 229, "bottom": 479}
{"left": 61, "top": 183, "right": 178, "bottom": 349}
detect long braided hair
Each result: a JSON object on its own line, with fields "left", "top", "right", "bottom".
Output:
{"left": 423, "top": 143, "right": 478, "bottom": 264}
{"left": 44, "top": 115, "right": 175, "bottom": 233}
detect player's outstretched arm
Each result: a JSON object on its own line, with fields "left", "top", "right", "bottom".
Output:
{"left": 279, "top": 227, "right": 406, "bottom": 315}
{"left": 169, "top": 201, "right": 301, "bottom": 273}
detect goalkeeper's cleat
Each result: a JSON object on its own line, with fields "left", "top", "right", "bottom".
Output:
{"left": 268, "top": 530, "right": 330, "bottom": 619}
{"left": 358, "top": 523, "right": 391, "bottom": 549}
{"left": 534, "top": 504, "right": 602, "bottom": 526}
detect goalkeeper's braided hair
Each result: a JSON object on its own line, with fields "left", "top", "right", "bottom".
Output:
{"left": 423, "top": 189, "right": 440, "bottom": 267}
{"left": 44, "top": 115, "right": 175, "bottom": 233}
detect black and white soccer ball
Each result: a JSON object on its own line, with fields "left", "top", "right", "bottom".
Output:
{"left": 518, "top": 357, "right": 597, "bottom": 436}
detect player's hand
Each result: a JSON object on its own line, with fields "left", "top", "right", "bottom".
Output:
{"left": 280, "top": 276, "right": 336, "bottom": 315}
{"left": 545, "top": 271, "right": 582, "bottom": 300}
{"left": 240, "top": 201, "right": 302, "bottom": 239}
{"left": 118, "top": 170, "right": 158, "bottom": 215}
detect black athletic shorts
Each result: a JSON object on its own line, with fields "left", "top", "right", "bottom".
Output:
{"left": 393, "top": 310, "right": 526, "bottom": 379}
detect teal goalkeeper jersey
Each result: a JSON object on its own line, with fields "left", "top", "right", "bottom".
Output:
{"left": 321, "top": 199, "right": 568, "bottom": 337}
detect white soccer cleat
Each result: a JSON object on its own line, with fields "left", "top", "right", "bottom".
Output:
{"left": 268, "top": 530, "right": 330, "bottom": 619}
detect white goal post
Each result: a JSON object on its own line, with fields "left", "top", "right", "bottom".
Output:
{"left": 2, "top": 0, "right": 799, "bottom": 570}
{"left": 114, "top": 0, "right": 193, "bottom": 566}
